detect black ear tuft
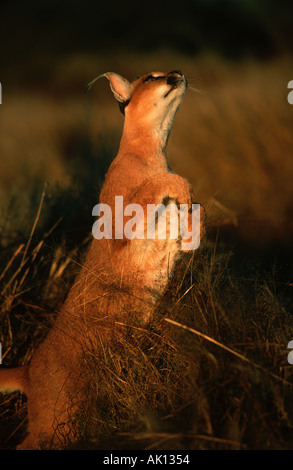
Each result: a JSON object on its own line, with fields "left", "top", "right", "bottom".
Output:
{"left": 119, "top": 99, "right": 130, "bottom": 115}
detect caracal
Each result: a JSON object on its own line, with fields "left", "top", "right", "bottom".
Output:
{"left": 0, "top": 70, "right": 205, "bottom": 449}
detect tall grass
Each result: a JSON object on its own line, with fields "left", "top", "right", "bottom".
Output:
{"left": 0, "top": 225, "right": 292, "bottom": 449}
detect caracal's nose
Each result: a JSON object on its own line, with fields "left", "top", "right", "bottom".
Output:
{"left": 167, "top": 70, "right": 185, "bottom": 86}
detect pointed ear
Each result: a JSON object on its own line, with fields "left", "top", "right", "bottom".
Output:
{"left": 104, "top": 73, "right": 132, "bottom": 103}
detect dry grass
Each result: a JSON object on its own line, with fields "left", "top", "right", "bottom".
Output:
{"left": 0, "top": 229, "right": 292, "bottom": 450}
{"left": 0, "top": 51, "right": 292, "bottom": 449}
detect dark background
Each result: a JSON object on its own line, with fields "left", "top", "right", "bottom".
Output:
{"left": 1, "top": 0, "right": 292, "bottom": 85}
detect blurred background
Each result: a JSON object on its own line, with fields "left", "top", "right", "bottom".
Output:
{"left": 0, "top": 0, "right": 292, "bottom": 275}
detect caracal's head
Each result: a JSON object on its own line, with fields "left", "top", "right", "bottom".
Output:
{"left": 88, "top": 70, "right": 187, "bottom": 146}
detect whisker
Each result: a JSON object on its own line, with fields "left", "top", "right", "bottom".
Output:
{"left": 186, "top": 77, "right": 205, "bottom": 84}
{"left": 188, "top": 85, "right": 209, "bottom": 97}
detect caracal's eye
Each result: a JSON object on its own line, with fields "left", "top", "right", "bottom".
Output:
{"left": 143, "top": 74, "right": 164, "bottom": 83}
{"left": 143, "top": 75, "right": 156, "bottom": 82}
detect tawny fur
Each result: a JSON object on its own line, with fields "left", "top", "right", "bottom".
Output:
{"left": 0, "top": 70, "right": 205, "bottom": 449}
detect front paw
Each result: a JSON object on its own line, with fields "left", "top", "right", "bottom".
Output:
{"left": 180, "top": 203, "right": 202, "bottom": 251}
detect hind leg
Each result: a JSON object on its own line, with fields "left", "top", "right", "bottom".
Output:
{"left": 16, "top": 402, "right": 77, "bottom": 449}
{"left": 16, "top": 375, "right": 79, "bottom": 450}
{"left": 16, "top": 400, "right": 64, "bottom": 449}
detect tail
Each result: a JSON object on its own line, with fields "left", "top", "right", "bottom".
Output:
{"left": 0, "top": 366, "right": 29, "bottom": 393}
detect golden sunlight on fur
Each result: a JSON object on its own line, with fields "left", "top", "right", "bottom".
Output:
{"left": 0, "top": 70, "right": 205, "bottom": 449}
